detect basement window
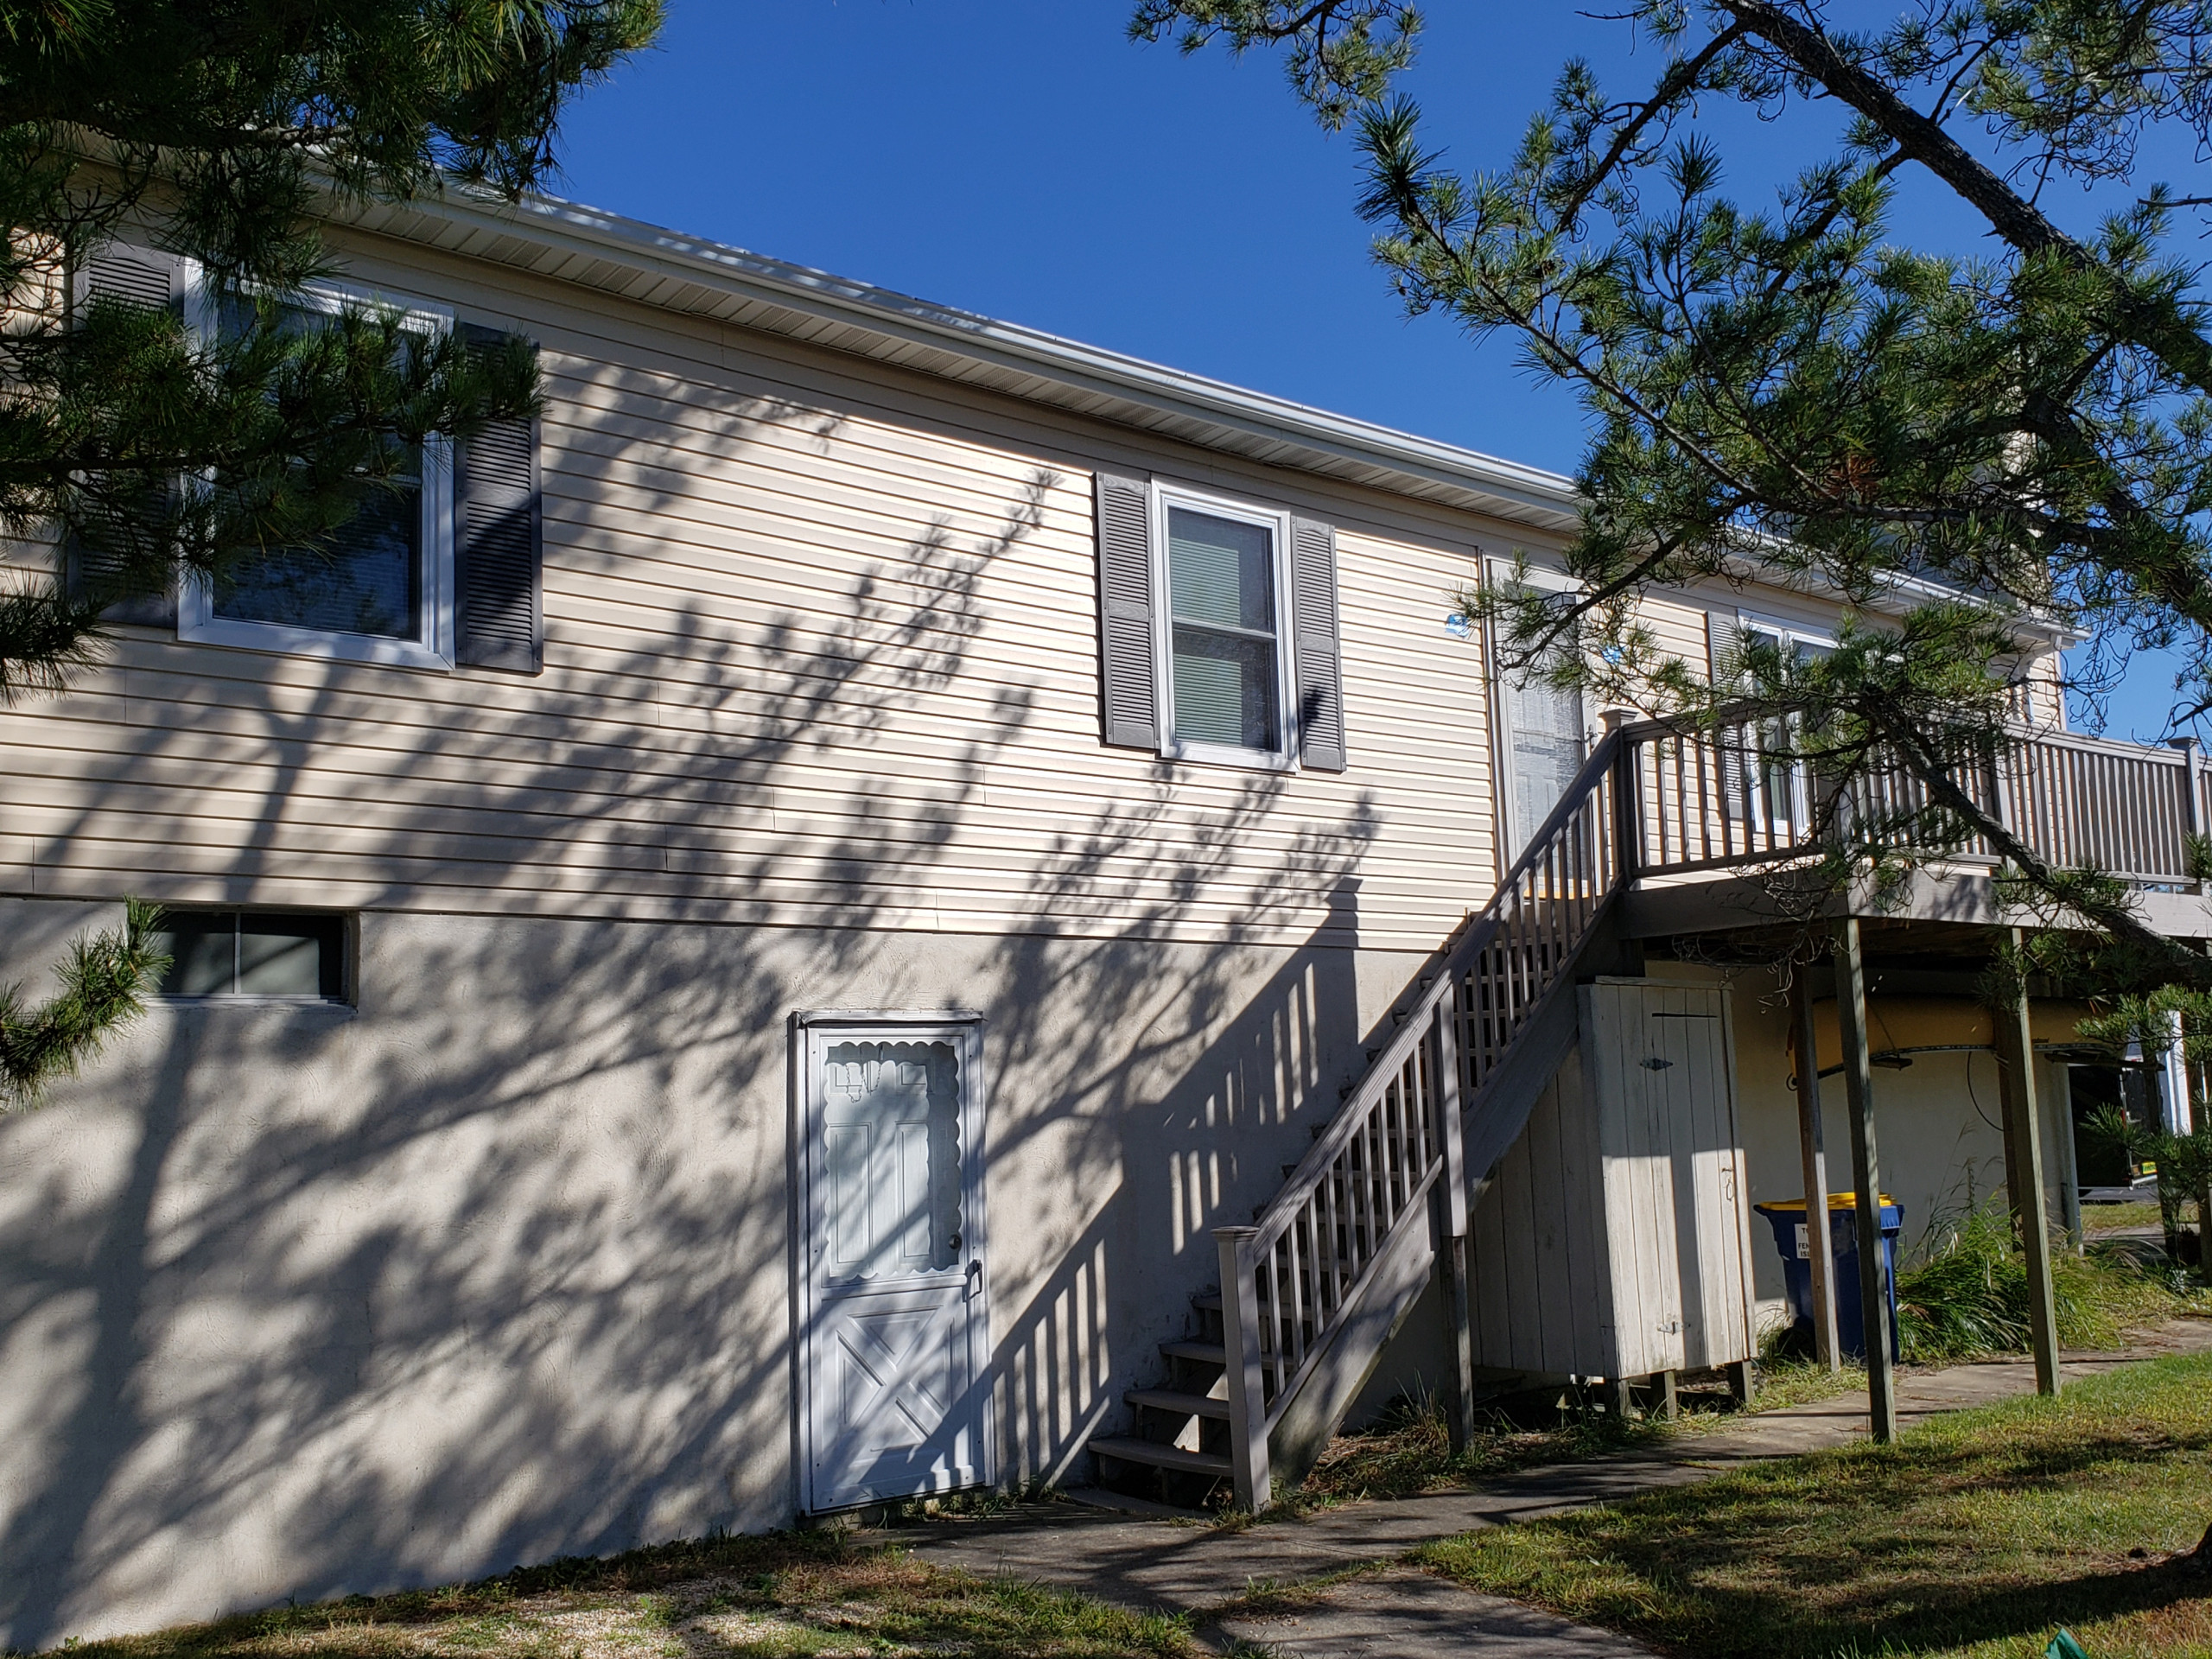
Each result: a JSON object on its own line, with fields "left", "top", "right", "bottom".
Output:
{"left": 150, "top": 910, "right": 349, "bottom": 1001}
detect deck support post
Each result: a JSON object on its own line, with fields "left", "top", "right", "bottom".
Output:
{"left": 1994, "top": 931, "right": 2062, "bottom": 1396}
{"left": 1790, "top": 968, "right": 1842, "bottom": 1372}
{"left": 1212, "top": 1226, "right": 1270, "bottom": 1512}
{"left": 1726, "top": 1357, "right": 1757, "bottom": 1405}
{"left": 1834, "top": 918, "right": 1897, "bottom": 1442}
{"left": 2049, "top": 1058, "right": 2083, "bottom": 1253}
{"left": 1431, "top": 1003, "right": 1477, "bottom": 1455}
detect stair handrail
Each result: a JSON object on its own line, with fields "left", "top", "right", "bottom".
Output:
{"left": 1257, "top": 727, "right": 1630, "bottom": 1228}
{"left": 1211, "top": 726, "right": 1631, "bottom": 1511}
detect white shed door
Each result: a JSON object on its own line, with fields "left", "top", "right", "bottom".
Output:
{"left": 801, "top": 1025, "right": 987, "bottom": 1513}
{"left": 1585, "top": 981, "right": 1755, "bottom": 1378}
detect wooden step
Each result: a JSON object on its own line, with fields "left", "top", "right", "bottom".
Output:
{"left": 1125, "top": 1386, "right": 1231, "bottom": 1421}
{"left": 1089, "top": 1436, "right": 1231, "bottom": 1478}
{"left": 1159, "top": 1338, "right": 1226, "bottom": 1364}
{"left": 1191, "top": 1290, "right": 1223, "bottom": 1313}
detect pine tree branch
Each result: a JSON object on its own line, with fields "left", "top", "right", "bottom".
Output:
{"left": 0, "top": 899, "right": 169, "bottom": 1110}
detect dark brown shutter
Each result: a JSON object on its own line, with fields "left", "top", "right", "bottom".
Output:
{"left": 1291, "top": 516, "right": 1346, "bottom": 772}
{"left": 69, "top": 240, "right": 186, "bottom": 626}
{"left": 1095, "top": 471, "right": 1158, "bottom": 749}
{"left": 454, "top": 327, "right": 543, "bottom": 674}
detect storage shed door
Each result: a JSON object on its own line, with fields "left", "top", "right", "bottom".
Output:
{"left": 1583, "top": 981, "right": 1755, "bottom": 1378}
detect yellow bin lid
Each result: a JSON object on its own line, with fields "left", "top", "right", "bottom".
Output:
{"left": 1756, "top": 1195, "right": 1897, "bottom": 1212}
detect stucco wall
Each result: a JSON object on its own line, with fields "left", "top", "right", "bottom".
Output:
{"left": 0, "top": 896, "right": 1422, "bottom": 1647}
{"left": 1664, "top": 961, "right": 2076, "bottom": 1320}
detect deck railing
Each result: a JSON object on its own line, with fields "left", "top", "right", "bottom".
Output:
{"left": 1624, "top": 715, "right": 2211, "bottom": 889}
{"left": 1210, "top": 712, "right": 2202, "bottom": 1512}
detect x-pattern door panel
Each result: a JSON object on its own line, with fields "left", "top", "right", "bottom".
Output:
{"left": 802, "top": 1025, "right": 987, "bottom": 1513}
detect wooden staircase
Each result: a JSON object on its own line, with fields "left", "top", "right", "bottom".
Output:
{"left": 1086, "top": 725, "right": 1639, "bottom": 1511}
{"left": 1088, "top": 1291, "right": 1236, "bottom": 1505}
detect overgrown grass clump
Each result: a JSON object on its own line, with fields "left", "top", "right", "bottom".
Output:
{"left": 1897, "top": 1206, "right": 2210, "bottom": 1363}
{"left": 1419, "top": 1351, "right": 2212, "bottom": 1659}
{"left": 36, "top": 1531, "right": 1196, "bottom": 1659}
{"left": 1278, "top": 1390, "right": 1677, "bottom": 1514}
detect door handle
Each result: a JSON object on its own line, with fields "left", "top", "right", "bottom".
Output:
{"left": 964, "top": 1258, "right": 983, "bottom": 1300}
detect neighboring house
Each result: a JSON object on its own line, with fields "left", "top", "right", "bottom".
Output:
{"left": 1, "top": 191, "right": 2202, "bottom": 1646}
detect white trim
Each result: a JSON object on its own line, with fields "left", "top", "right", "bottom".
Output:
{"left": 1150, "top": 480, "right": 1300, "bottom": 772}
{"left": 796, "top": 1014, "right": 993, "bottom": 1514}
{"left": 1733, "top": 608, "right": 1838, "bottom": 655}
{"left": 175, "top": 276, "right": 460, "bottom": 671}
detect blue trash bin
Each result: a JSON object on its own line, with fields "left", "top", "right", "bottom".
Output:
{"left": 1753, "top": 1196, "right": 1904, "bottom": 1360}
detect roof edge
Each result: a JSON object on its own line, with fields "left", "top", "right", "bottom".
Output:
{"left": 343, "top": 185, "right": 1582, "bottom": 525}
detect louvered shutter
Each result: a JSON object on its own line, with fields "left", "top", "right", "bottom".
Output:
{"left": 1290, "top": 516, "right": 1347, "bottom": 772}
{"left": 74, "top": 241, "right": 183, "bottom": 315}
{"left": 69, "top": 240, "right": 187, "bottom": 626}
{"left": 454, "top": 326, "right": 543, "bottom": 673}
{"left": 1095, "top": 471, "right": 1158, "bottom": 748}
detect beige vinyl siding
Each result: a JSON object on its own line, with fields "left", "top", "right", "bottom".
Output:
{"left": 0, "top": 232, "right": 1514, "bottom": 953}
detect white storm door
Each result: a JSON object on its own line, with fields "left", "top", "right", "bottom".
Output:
{"left": 801, "top": 1022, "right": 988, "bottom": 1513}
{"left": 1505, "top": 661, "right": 1586, "bottom": 859}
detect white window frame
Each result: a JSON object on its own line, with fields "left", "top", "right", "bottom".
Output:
{"left": 1150, "top": 480, "right": 1299, "bottom": 771}
{"left": 1726, "top": 609, "right": 1838, "bottom": 831}
{"left": 176, "top": 275, "right": 457, "bottom": 671}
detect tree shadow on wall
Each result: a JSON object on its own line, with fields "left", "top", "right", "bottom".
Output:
{"left": 2, "top": 440, "right": 1400, "bottom": 1645}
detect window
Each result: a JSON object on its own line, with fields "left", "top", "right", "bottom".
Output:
{"left": 177, "top": 283, "right": 456, "bottom": 670}
{"left": 1158, "top": 491, "right": 1294, "bottom": 764}
{"left": 1726, "top": 613, "right": 1835, "bottom": 829}
{"left": 1091, "top": 472, "right": 1344, "bottom": 771}
{"left": 150, "top": 910, "right": 348, "bottom": 1001}
{"left": 1485, "top": 560, "right": 1588, "bottom": 860}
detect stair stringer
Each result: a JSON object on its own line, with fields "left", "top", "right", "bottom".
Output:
{"left": 1261, "top": 905, "right": 1630, "bottom": 1492}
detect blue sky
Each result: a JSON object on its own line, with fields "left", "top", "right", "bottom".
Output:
{"left": 552, "top": 2, "right": 2189, "bottom": 739}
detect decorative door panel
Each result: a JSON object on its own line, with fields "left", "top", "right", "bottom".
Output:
{"left": 800, "top": 1022, "right": 987, "bottom": 1513}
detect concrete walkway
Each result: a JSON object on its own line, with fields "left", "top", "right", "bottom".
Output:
{"left": 889, "top": 1319, "right": 2212, "bottom": 1656}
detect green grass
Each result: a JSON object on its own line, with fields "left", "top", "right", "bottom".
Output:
{"left": 1897, "top": 1208, "right": 2211, "bottom": 1363}
{"left": 2081, "top": 1201, "right": 2195, "bottom": 1235}
{"left": 29, "top": 1532, "right": 1196, "bottom": 1659}
{"left": 1416, "top": 1351, "right": 2212, "bottom": 1659}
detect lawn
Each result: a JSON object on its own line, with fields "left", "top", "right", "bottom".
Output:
{"left": 1417, "top": 1351, "right": 2212, "bottom": 1659}
{"left": 45, "top": 1532, "right": 1195, "bottom": 1659}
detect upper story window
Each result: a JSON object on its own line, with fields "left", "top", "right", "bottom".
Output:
{"left": 1090, "top": 467, "right": 1354, "bottom": 772}
{"left": 1163, "top": 499, "right": 1290, "bottom": 760}
{"left": 177, "top": 285, "right": 456, "bottom": 670}
{"left": 150, "top": 909, "right": 348, "bottom": 1002}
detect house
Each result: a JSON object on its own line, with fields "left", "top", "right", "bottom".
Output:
{"left": 2, "top": 188, "right": 2201, "bottom": 1647}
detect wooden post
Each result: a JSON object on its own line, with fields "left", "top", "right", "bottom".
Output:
{"left": 1651, "top": 1369, "right": 1680, "bottom": 1422}
{"left": 1726, "top": 1357, "right": 1758, "bottom": 1405}
{"left": 2171, "top": 737, "right": 2204, "bottom": 893}
{"left": 2049, "top": 1058, "right": 2083, "bottom": 1253}
{"left": 1605, "top": 1376, "right": 1634, "bottom": 1418}
{"left": 1213, "top": 1227, "right": 1271, "bottom": 1512}
{"left": 1993, "top": 931, "right": 2061, "bottom": 1396}
{"left": 1431, "top": 1007, "right": 1477, "bottom": 1453}
{"left": 1834, "top": 918, "right": 1897, "bottom": 1442}
{"left": 1606, "top": 711, "right": 1643, "bottom": 885}
{"left": 1791, "top": 968, "right": 1842, "bottom": 1372}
